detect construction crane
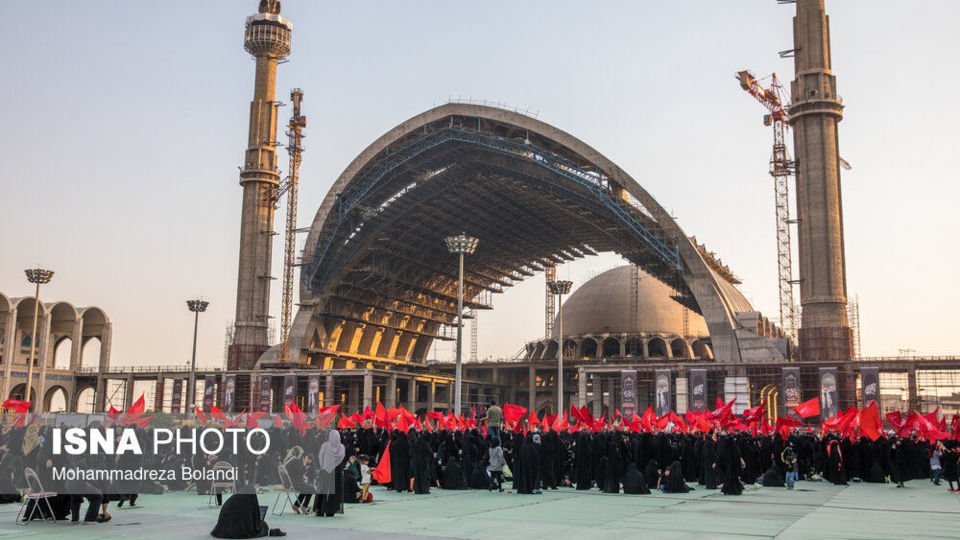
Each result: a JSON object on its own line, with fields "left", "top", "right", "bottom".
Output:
{"left": 737, "top": 71, "right": 797, "bottom": 340}
{"left": 544, "top": 264, "right": 557, "bottom": 338}
{"left": 278, "top": 89, "right": 306, "bottom": 364}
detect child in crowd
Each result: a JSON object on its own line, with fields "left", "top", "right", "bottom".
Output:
{"left": 359, "top": 455, "right": 372, "bottom": 503}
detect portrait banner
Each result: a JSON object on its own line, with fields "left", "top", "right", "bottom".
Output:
{"left": 283, "top": 374, "right": 297, "bottom": 410}
{"left": 259, "top": 374, "right": 272, "bottom": 412}
{"left": 223, "top": 374, "right": 237, "bottom": 413}
{"left": 782, "top": 367, "right": 801, "bottom": 409}
{"left": 819, "top": 367, "right": 839, "bottom": 420}
{"left": 654, "top": 369, "right": 672, "bottom": 417}
{"left": 307, "top": 375, "right": 321, "bottom": 415}
{"left": 689, "top": 368, "right": 707, "bottom": 413}
{"left": 171, "top": 378, "right": 183, "bottom": 414}
{"left": 861, "top": 366, "right": 879, "bottom": 408}
{"left": 203, "top": 375, "right": 216, "bottom": 413}
{"left": 620, "top": 370, "right": 637, "bottom": 419}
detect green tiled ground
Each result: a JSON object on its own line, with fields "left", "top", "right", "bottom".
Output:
{"left": 1, "top": 481, "right": 957, "bottom": 539}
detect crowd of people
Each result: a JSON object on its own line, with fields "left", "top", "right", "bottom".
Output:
{"left": 1, "top": 398, "right": 958, "bottom": 538}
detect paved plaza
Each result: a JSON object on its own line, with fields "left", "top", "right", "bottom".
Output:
{"left": 1, "top": 481, "right": 957, "bottom": 539}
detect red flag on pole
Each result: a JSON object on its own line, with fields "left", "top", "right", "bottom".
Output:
{"left": 792, "top": 397, "right": 821, "bottom": 419}
{"left": 195, "top": 405, "right": 208, "bottom": 424}
{"left": 372, "top": 441, "right": 391, "bottom": 484}
{"left": 859, "top": 402, "right": 882, "bottom": 441}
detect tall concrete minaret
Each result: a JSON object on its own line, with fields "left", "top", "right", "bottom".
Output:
{"left": 788, "top": 0, "right": 852, "bottom": 362}
{"left": 231, "top": 0, "right": 291, "bottom": 369}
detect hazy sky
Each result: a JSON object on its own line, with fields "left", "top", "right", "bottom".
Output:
{"left": 2, "top": 1, "right": 958, "bottom": 370}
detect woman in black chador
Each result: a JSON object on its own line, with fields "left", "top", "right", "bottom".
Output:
{"left": 211, "top": 488, "right": 285, "bottom": 538}
{"left": 515, "top": 433, "right": 541, "bottom": 494}
{"left": 660, "top": 461, "right": 691, "bottom": 493}
{"left": 701, "top": 436, "right": 720, "bottom": 489}
{"left": 824, "top": 439, "right": 848, "bottom": 485}
{"left": 622, "top": 463, "right": 651, "bottom": 494}
{"left": 313, "top": 431, "right": 346, "bottom": 517}
{"left": 411, "top": 432, "right": 433, "bottom": 494}
{"left": 389, "top": 431, "right": 412, "bottom": 493}
{"left": 719, "top": 436, "right": 744, "bottom": 495}
{"left": 573, "top": 431, "right": 594, "bottom": 490}
{"left": 441, "top": 457, "right": 467, "bottom": 490}
{"left": 603, "top": 438, "right": 622, "bottom": 493}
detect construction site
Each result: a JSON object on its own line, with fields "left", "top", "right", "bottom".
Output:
{"left": 4, "top": 0, "right": 960, "bottom": 422}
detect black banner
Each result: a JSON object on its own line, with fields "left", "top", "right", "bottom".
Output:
{"left": 171, "top": 378, "right": 183, "bottom": 414}
{"left": 259, "top": 375, "right": 272, "bottom": 412}
{"left": 307, "top": 375, "right": 320, "bottom": 415}
{"left": 782, "top": 367, "right": 801, "bottom": 409}
{"left": 819, "top": 367, "right": 839, "bottom": 419}
{"left": 223, "top": 374, "right": 237, "bottom": 413}
{"left": 203, "top": 375, "right": 216, "bottom": 413}
{"left": 283, "top": 374, "right": 296, "bottom": 410}
{"left": 654, "top": 369, "right": 671, "bottom": 416}
{"left": 689, "top": 368, "right": 707, "bottom": 413}
{"left": 620, "top": 370, "right": 637, "bottom": 419}
{"left": 861, "top": 366, "right": 879, "bottom": 408}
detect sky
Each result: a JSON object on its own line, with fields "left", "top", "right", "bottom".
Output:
{"left": 1, "top": 0, "right": 958, "bottom": 370}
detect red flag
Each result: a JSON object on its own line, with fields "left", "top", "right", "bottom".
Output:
{"left": 502, "top": 404, "right": 527, "bottom": 424}
{"left": 337, "top": 415, "right": 356, "bottom": 429}
{"left": 246, "top": 411, "right": 266, "bottom": 429}
{"left": 423, "top": 417, "right": 433, "bottom": 432}
{"left": 859, "top": 402, "right": 882, "bottom": 441}
{"left": 315, "top": 408, "right": 337, "bottom": 430}
{"left": 775, "top": 415, "right": 803, "bottom": 438}
{"left": 224, "top": 409, "right": 246, "bottom": 429}
{"left": 211, "top": 406, "right": 228, "bottom": 423}
{"left": 793, "top": 397, "right": 821, "bottom": 419}
{"left": 372, "top": 441, "right": 391, "bottom": 484}
{"left": 2, "top": 399, "right": 31, "bottom": 413}
{"left": 426, "top": 411, "right": 444, "bottom": 421}
{"left": 319, "top": 404, "right": 341, "bottom": 415}
{"left": 106, "top": 406, "right": 122, "bottom": 426}
{"left": 471, "top": 404, "right": 476, "bottom": 419}
{"left": 396, "top": 414, "right": 411, "bottom": 433}
{"left": 128, "top": 395, "right": 145, "bottom": 416}
{"left": 273, "top": 414, "right": 283, "bottom": 428}
{"left": 885, "top": 411, "right": 903, "bottom": 430}
{"left": 528, "top": 410, "right": 540, "bottom": 427}
{"left": 375, "top": 402, "right": 389, "bottom": 429}
{"left": 133, "top": 415, "right": 154, "bottom": 429}
{"left": 195, "top": 405, "right": 208, "bottom": 425}
{"left": 743, "top": 401, "right": 766, "bottom": 423}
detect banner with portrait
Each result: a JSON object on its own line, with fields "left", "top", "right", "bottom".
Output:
{"left": 620, "top": 370, "right": 637, "bottom": 419}
{"left": 283, "top": 374, "right": 297, "bottom": 410}
{"left": 171, "top": 378, "right": 183, "bottom": 414}
{"left": 782, "top": 367, "right": 801, "bottom": 409}
{"left": 689, "top": 368, "right": 707, "bottom": 413}
{"left": 222, "top": 374, "right": 237, "bottom": 413}
{"left": 203, "top": 375, "right": 216, "bottom": 412}
{"left": 861, "top": 366, "right": 879, "bottom": 408}
{"left": 819, "top": 367, "right": 839, "bottom": 419}
{"left": 307, "top": 375, "right": 321, "bottom": 415}
{"left": 259, "top": 374, "right": 272, "bottom": 412}
{"left": 654, "top": 369, "right": 671, "bottom": 417}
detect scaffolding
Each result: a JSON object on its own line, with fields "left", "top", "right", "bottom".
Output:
{"left": 279, "top": 89, "right": 306, "bottom": 364}
{"left": 544, "top": 264, "right": 556, "bottom": 338}
{"left": 848, "top": 295, "right": 861, "bottom": 358}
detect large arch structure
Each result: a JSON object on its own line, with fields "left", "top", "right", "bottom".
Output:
{"left": 285, "top": 103, "right": 770, "bottom": 367}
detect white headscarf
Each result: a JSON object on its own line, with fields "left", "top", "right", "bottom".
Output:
{"left": 318, "top": 430, "right": 346, "bottom": 473}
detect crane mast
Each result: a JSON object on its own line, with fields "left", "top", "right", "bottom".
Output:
{"left": 279, "top": 88, "right": 306, "bottom": 364}
{"left": 737, "top": 71, "right": 797, "bottom": 341}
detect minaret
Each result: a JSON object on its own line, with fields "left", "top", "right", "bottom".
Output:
{"left": 230, "top": 0, "right": 291, "bottom": 369}
{"left": 788, "top": 0, "right": 852, "bottom": 362}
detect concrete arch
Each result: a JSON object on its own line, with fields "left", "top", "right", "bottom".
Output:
{"left": 9, "top": 383, "right": 37, "bottom": 408}
{"left": 580, "top": 337, "right": 598, "bottom": 359}
{"left": 601, "top": 336, "right": 621, "bottom": 358}
{"left": 562, "top": 338, "right": 577, "bottom": 359}
{"left": 543, "top": 339, "right": 559, "bottom": 360}
{"left": 670, "top": 338, "right": 691, "bottom": 359}
{"left": 648, "top": 337, "right": 668, "bottom": 358}
{"left": 74, "top": 386, "right": 96, "bottom": 413}
{"left": 532, "top": 341, "right": 546, "bottom": 361}
{"left": 53, "top": 335, "right": 73, "bottom": 369}
{"left": 44, "top": 384, "right": 70, "bottom": 412}
{"left": 625, "top": 336, "right": 644, "bottom": 357}
{"left": 0, "top": 291, "right": 11, "bottom": 313}
{"left": 291, "top": 104, "right": 757, "bottom": 365}
{"left": 692, "top": 339, "right": 713, "bottom": 360}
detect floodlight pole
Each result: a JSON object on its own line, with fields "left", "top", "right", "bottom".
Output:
{"left": 445, "top": 233, "right": 478, "bottom": 416}
{"left": 186, "top": 299, "right": 209, "bottom": 411}
{"left": 547, "top": 280, "right": 573, "bottom": 416}
{"left": 24, "top": 267, "right": 54, "bottom": 411}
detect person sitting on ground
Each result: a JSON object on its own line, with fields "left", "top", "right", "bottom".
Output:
{"left": 211, "top": 486, "right": 286, "bottom": 538}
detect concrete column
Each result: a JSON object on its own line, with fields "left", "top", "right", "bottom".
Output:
{"left": 69, "top": 318, "right": 84, "bottom": 372}
{"left": 642, "top": 339, "right": 649, "bottom": 360}
{"left": 446, "top": 382, "right": 453, "bottom": 411}
{"left": 1, "top": 307, "right": 17, "bottom": 399}
{"left": 665, "top": 341, "right": 673, "bottom": 360}
{"left": 491, "top": 368, "right": 500, "bottom": 385}
{"left": 619, "top": 337, "right": 626, "bottom": 357}
{"left": 386, "top": 374, "right": 397, "bottom": 409}
{"left": 406, "top": 377, "right": 417, "bottom": 410}
{"left": 348, "top": 380, "right": 360, "bottom": 415}
{"left": 528, "top": 364, "right": 536, "bottom": 410}
{"left": 154, "top": 375, "right": 165, "bottom": 412}
{"left": 99, "top": 323, "right": 112, "bottom": 371}
{"left": 592, "top": 375, "right": 602, "bottom": 416}
{"left": 95, "top": 376, "right": 107, "bottom": 411}
{"left": 427, "top": 380, "right": 436, "bottom": 412}
{"left": 324, "top": 374, "right": 335, "bottom": 407}
{"left": 36, "top": 313, "right": 52, "bottom": 412}
{"left": 907, "top": 366, "right": 918, "bottom": 411}
{"left": 578, "top": 367, "right": 587, "bottom": 407}
{"left": 362, "top": 370, "right": 373, "bottom": 410}
{"left": 124, "top": 374, "right": 135, "bottom": 410}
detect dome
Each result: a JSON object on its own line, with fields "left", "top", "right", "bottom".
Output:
{"left": 553, "top": 265, "right": 708, "bottom": 338}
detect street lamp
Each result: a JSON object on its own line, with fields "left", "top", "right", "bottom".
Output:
{"left": 186, "top": 299, "right": 209, "bottom": 411}
{"left": 444, "top": 233, "right": 478, "bottom": 415}
{"left": 547, "top": 279, "right": 573, "bottom": 416}
{"left": 24, "top": 267, "right": 54, "bottom": 410}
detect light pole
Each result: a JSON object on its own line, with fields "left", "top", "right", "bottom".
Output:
{"left": 186, "top": 299, "right": 209, "bottom": 411}
{"left": 547, "top": 279, "right": 573, "bottom": 416}
{"left": 24, "top": 268, "right": 54, "bottom": 410}
{"left": 444, "top": 233, "right": 478, "bottom": 415}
